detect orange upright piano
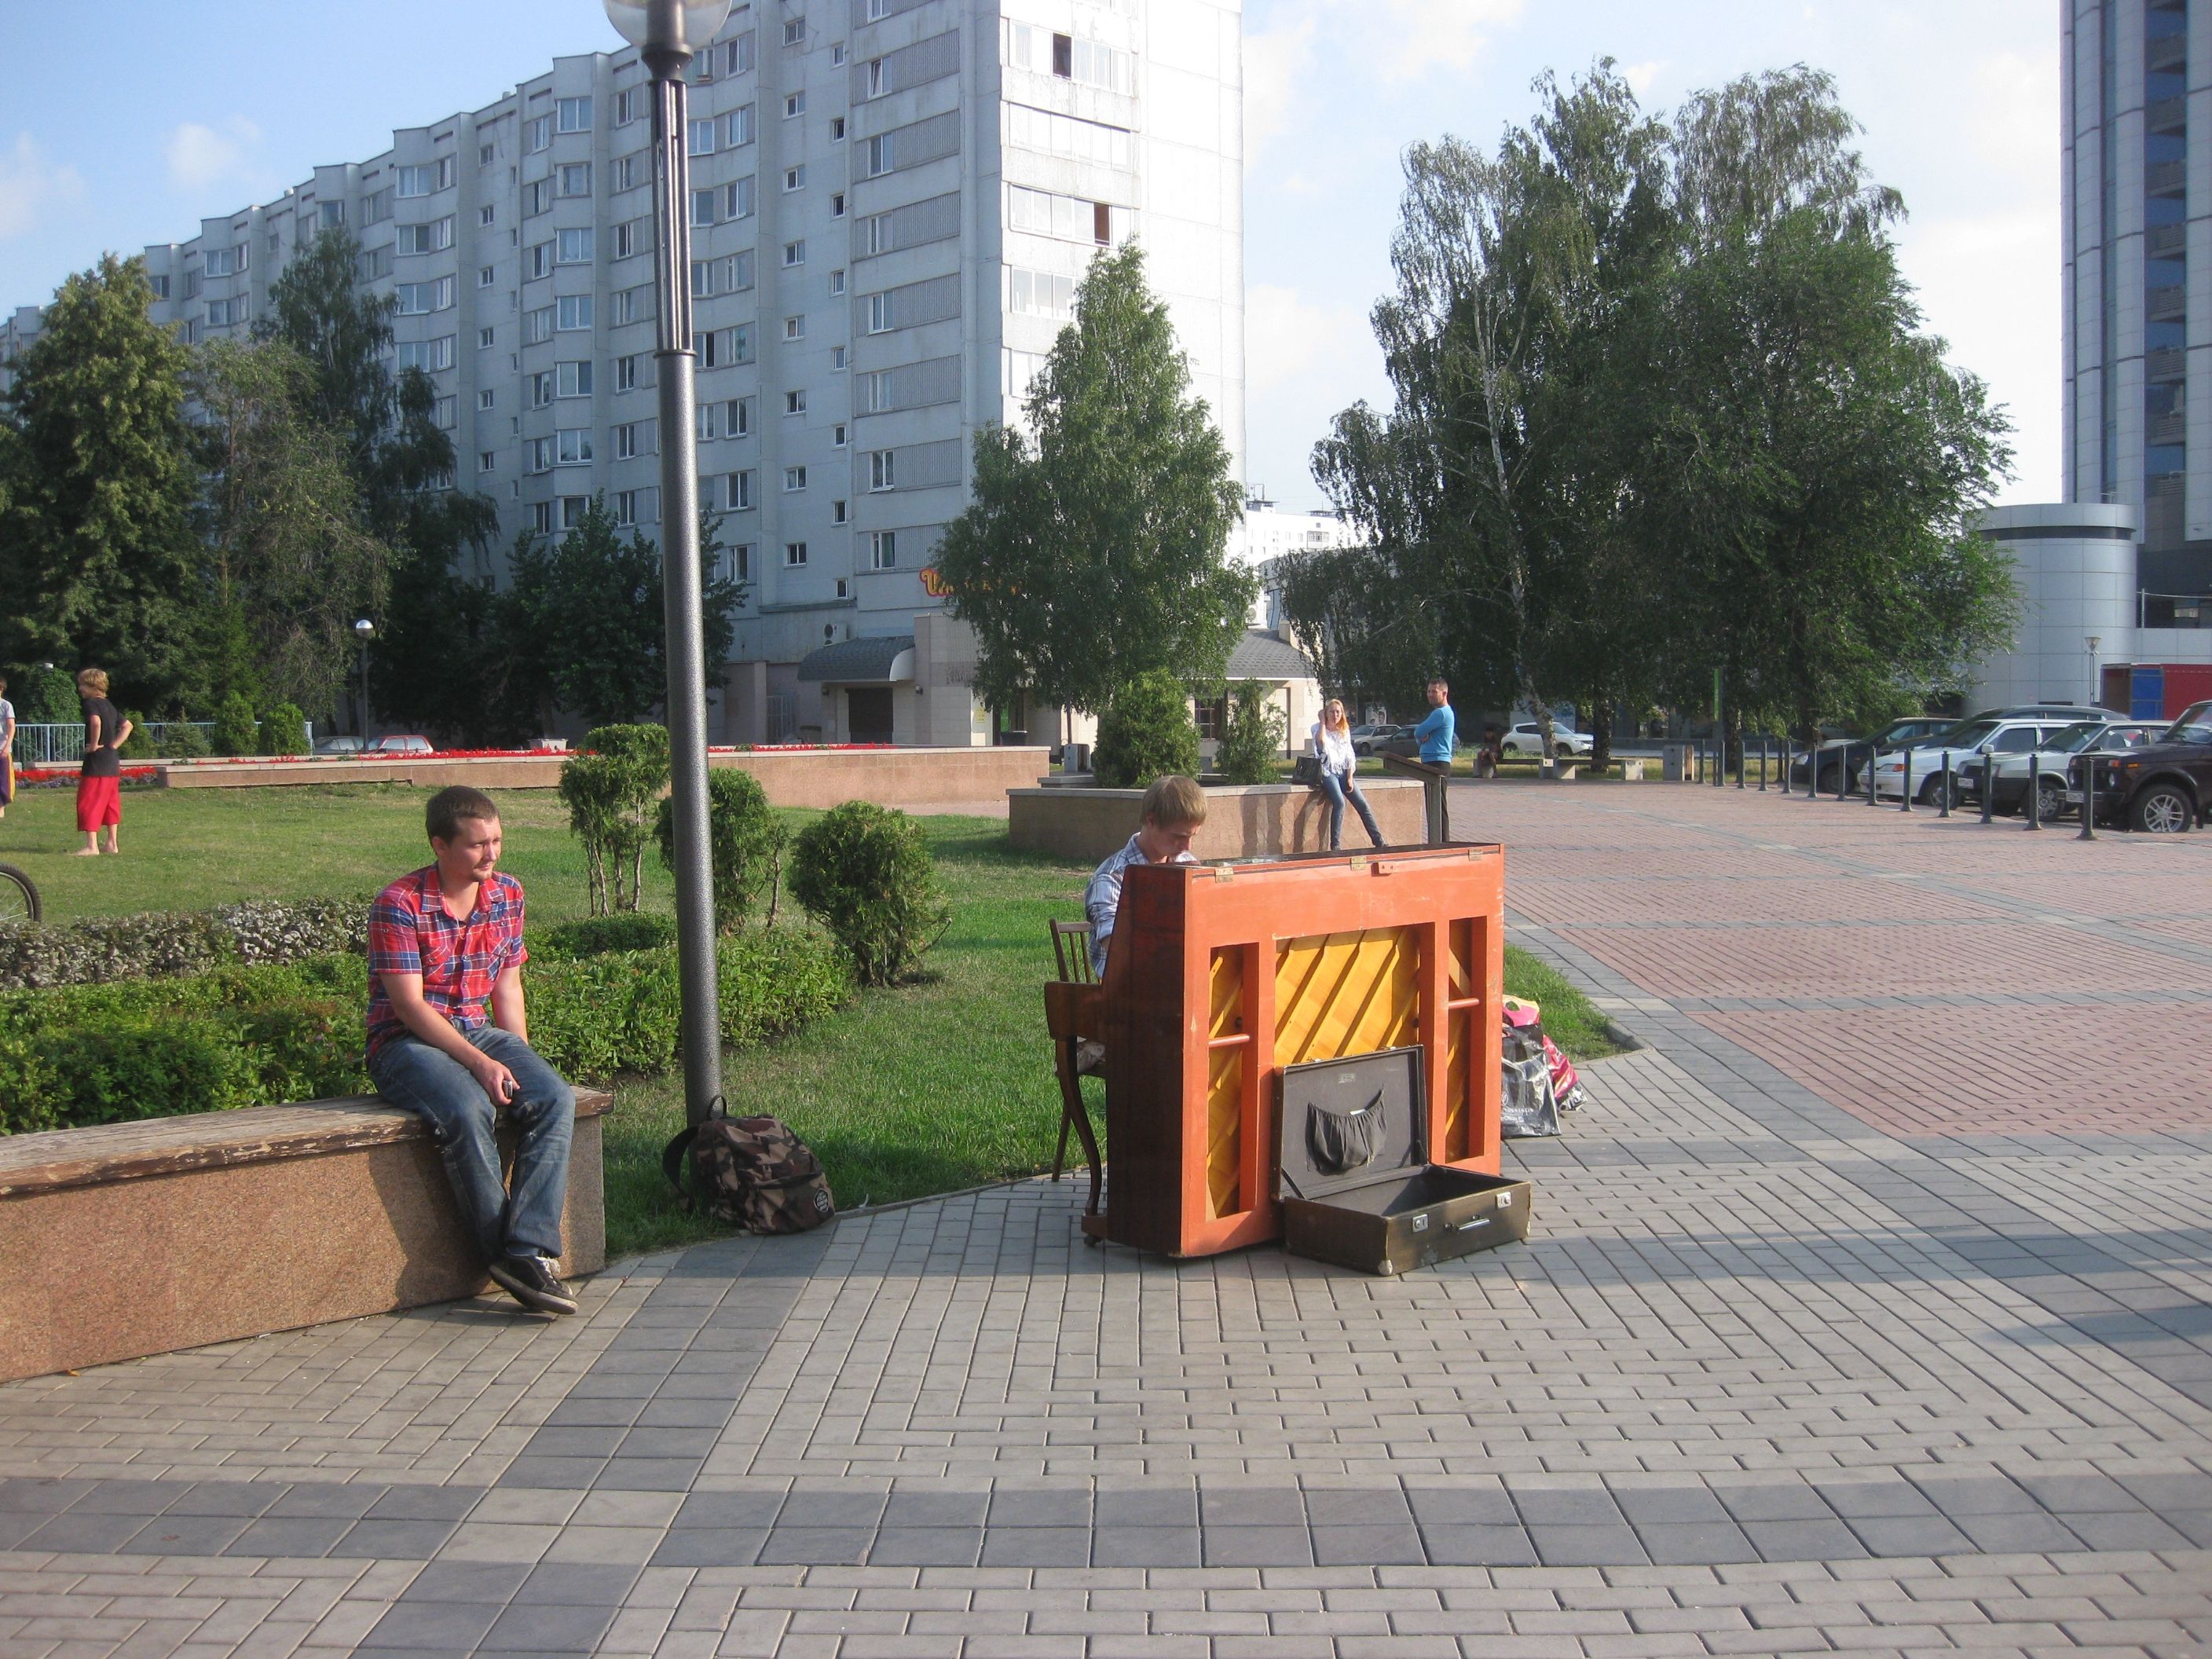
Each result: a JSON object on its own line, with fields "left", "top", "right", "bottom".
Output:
{"left": 1082, "top": 844, "right": 1522, "bottom": 1268}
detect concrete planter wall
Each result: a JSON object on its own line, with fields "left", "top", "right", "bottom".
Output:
{"left": 1007, "top": 778, "right": 1428, "bottom": 864}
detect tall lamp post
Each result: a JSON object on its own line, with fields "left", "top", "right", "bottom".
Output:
{"left": 602, "top": 0, "right": 727, "bottom": 1130}
{"left": 353, "top": 618, "right": 375, "bottom": 740}
{"left": 2086, "top": 635, "right": 2102, "bottom": 708}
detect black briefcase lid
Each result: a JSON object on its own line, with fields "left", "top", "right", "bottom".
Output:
{"left": 1277, "top": 1046, "right": 1426, "bottom": 1202}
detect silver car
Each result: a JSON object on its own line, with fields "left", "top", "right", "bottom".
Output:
{"left": 1869, "top": 717, "right": 2082, "bottom": 804}
{"left": 1963, "top": 720, "right": 2163, "bottom": 817}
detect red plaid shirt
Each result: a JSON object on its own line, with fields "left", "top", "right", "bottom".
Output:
{"left": 365, "top": 866, "right": 529, "bottom": 1058}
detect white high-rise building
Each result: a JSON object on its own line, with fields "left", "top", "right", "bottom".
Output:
{"left": 2, "top": 0, "right": 1245, "bottom": 745}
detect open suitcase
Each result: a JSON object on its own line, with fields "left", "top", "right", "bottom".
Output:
{"left": 1277, "top": 1046, "right": 1532, "bottom": 1276}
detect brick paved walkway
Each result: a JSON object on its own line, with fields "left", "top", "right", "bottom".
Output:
{"left": 2, "top": 783, "right": 2207, "bottom": 1656}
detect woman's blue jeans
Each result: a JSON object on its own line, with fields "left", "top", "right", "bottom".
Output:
{"left": 1319, "top": 771, "right": 1385, "bottom": 849}
{"left": 368, "top": 1025, "right": 576, "bottom": 1262}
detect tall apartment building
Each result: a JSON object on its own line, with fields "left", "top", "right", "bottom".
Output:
{"left": 2, "top": 0, "right": 1245, "bottom": 745}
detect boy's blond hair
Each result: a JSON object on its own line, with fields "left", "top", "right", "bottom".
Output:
{"left": 75, "top": 668, "right": 109, "bottom": 697}
{"left": 1140, "top": 774, "right": 1207, "bottom": 829}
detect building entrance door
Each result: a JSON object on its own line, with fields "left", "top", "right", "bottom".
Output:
{"left": 848, "top": 687, "right": 894, "bottom": 745}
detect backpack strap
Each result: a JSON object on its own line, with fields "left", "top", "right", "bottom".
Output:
{"left": 658, "top": 1095, "right": 732, "bottom": 1213}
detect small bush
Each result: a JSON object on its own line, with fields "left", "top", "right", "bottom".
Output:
{"left": 119, "top": 710, "right": 156, "bottom": 760}
{"left": 32, "top": 1014, "right": 264, "bottom": 1129}
{"left": 158, "top": 720, "right": 211, "bottom": 759}
{"left": 0, "top": 896, "right": 368, "bottom": 991}
{"left": 561, "top": 723, "right": 669, "bottom": 914}
{"left": 13, "top": 664, "right": 79, "bottom": 726}
{"left": 789, "top": 801, "right": 950, "bottom": 986}
{"left": 655, "top": 767, "right": 786, "bottom": 933}
{"left": 259, "top": 701, "right": 310, "bottom": 756}
{"left": 537, "top": 912, "right": 677, "bottom": 959}
{"left": 214, "top": 691, "right": 258, "bottom": 756}
{"left": 1093, "top": 669, "right": 1201, "bottom": 789}
{"left": 1215, "top": 683, "right": 1287, "bottom": 785}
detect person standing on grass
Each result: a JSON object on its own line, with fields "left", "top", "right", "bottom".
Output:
{"left": 0, "top": 675, "right": 13, "bottom": 819}
{"left": 71, "top": 668, "right": 131, "bottom": 855}
{"left": 366, "top": 784, "right": 580, "bottom": 1317}
{"left": 1310, "top": 698, "right": 1384, "bottom": 851}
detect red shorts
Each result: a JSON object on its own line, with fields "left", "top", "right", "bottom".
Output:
{"left": 75, "top": 775, "right": 121, "bottom": 831}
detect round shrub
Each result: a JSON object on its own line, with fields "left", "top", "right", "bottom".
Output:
{"left": 655, "top": 767, "right": 786, "bottom": 933}
{"left": 14, "top": 664, "right": 80, "bottom": 725}
{"left": 538, "top": 912, "right": 678, "bottom": 959}
{"left": 214, "top": 691, "right": 258, "bottom": 756}
{"left": 119, "top": 710, "right": 156, "bottom": 760}
{"left": 259, "top": 701, "right": 310, "bottom": 756}
{"left": 788, "top": 801, "right": 950, "bottom": 986}
{"left": 1093, "top": 669, "right": 1200, "bottom": 789}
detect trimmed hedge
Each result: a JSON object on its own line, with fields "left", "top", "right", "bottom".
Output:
{"left": 0, "top": 930, "right": 851, "bottom": 1136}
{"left": 537, "top": 912, "right": 677, "bottom": 959}
{"left": 0, "top": 897, "right": 371, "bottom": 991}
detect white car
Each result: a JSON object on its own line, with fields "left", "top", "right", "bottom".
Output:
{"left": 1500, "top": 720, "right": 1594, "bottom": 757}
{"left": 1869, "top": 716, "right": 2082, "bottom": 804}
{"left": 1962, "top": 720, "right": 2163, "bottom": 818}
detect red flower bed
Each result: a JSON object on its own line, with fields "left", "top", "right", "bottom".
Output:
{"left": 15, "top": 765, "right": 161, "bottom": 786}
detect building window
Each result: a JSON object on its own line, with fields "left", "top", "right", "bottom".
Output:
{"left": 865, "top": 134, "right": 891, "bottom": 177}
{"left": 480, "top": 204, "right": 497, "bottom": 229}
{"left": 691, "top": 258, "right": 717, "bottom": 297}
{"left": 869, "top": 449, "right": 895, "bottom": 489}
{"left": 556, "top": 295, "right": 594, "bottom": 331}
{"left": 525, "top": 115, "right": 552, "bottom": 152}
{"left": 726, "top": 105, "right": 755, "bottom": 148}
{"left": 784, "top": 18, "right": 806, "bottom": 47}
{"left": 478, "top": 141, "right": 497, "bottom": 167}
{"left": 692, "top": 329, "right": 718, "bottom": 368}
{"left": 396, "top": 158, "right": 454, "bottom": 197}
{"left": 524, "top": 179, "right": 552, "bottom": 216}
{"left": 727, "top": 33, "right": 755, "bottom": 75}
{"left": 730, "top": 321, "right": 754, "bottom": 363}
{"left": 831, "top": 116, "right": 846, "bottom": 141}
{"left": 532, "top": 500, "right": 555, "bottom": 532}
{"left": 829, "top": 268, "right": 846, "bottom": 296}
{"left": 698, "top": 401, "right": 719, "bottom": 441}
{"left": 558, "top": 162, "right": 592, "bottom": 197}
{"left": 615, "top": 353, "right": 642, "bottom": 391}
{"left": 207, "top": 297, "right": 245, "bottom": 328}
{"left": 727, "top": 397, "right": 753, "bottom": 435}
{"left": 786, "top": 390, "right": 808, "bottom": 416}
{"left": 478, "top": 388, "right": 496, "bottom": 409}
{"left": 782, "top": 240, "right": 805, "bottom": 267}
{"left": 784, "top": 164, "right": 805, "bottom": 192}
{"left": 614, "top": 220, "right": 643, "bottom": 259}
{"left": 833, "top": 423, "right": 848, "bottom": 446}
{"left": 784, "top": 465, "right": 808, "bottom": 492}
{"left": 526, "top": 241, "right": 554, "bottom": 280}
{"left": 556, "top": 95, "right": 592, "bottom": 133}
{"left": 318, "top": 200, "right": 346, "bottom": 229}
{"left": 866, "top": 58, "right": 885, "bottom": 97}
{"left": 527, "top": 436, "right": 553, "bottom": 473}
{"left": 784, "top": 314, "right": 805, "bottom": 340}
{"left": 558, "top": 226, "right": 594, "bottom": 263}
{"left": 728, "top": 543, "right": 752, "bottom": 582}
{"left": 784, "top": 540, "right": 808, "bottom": 567}
{"left": 867, "top": 291, "right": 892, "bottom": 333}
{"left": 613, "top": 487, "right": 657, "bottom": 526}
{"left": 831, "top": 344, "right": 848, "bottom": 370}
{"left": 727, "top": 470, "right": 755, "bottom": 510}
{"left": 397, "top": 218, "right": 454, "bottom": 253}
{"left": 726, "top": 177, "right": 756, "bottom": 219}
{"left": 832, "top": 498, "right": 848, "bottom": 524}
{"left": 831, "top": 192, "right": 845, "bottom": 218}
{"left": 478, "top": 325, "right": 496, "bottom": 348}
{"left": 479, "top": 264, "right": 497, "bottom": 287}
{"left": 870, "top": 529, "right": 898, "bottom": 569}
{"left": 613, "top": 419, "right": 651, "bottom": 459}
{"left": 478, "top": 449, "right": 497, "bottom": 472}
{"left": 614, "top": 87, "right": 641, "bottom": 126}
{"left": 561, "top": 495, "right": 590, "bottom": 529}
{"left": 689, "top": 117, "right": 717, "bottom": 156}
{"left": 831, "top": 42, "right": 846, "bottom": 67}
{"left": 557, "top": 359, "right": 593, "bottom": 397}
{"left": 728, "top": 250, "right": 755, "bottom": 291}
{"left": 396, "top": 278, "right": 452, "bottom": 315}
{"left": 557, "top": 429, "right": 593, "bottom": 464}
{"left": 529, "top": 371, "right": 554, "bottom": 408}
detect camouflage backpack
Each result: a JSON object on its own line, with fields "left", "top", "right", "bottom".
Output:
{"left": 661, "top": 1102, "right": 836, "bottom": 1233}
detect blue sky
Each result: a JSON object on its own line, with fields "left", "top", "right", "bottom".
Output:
{"left": 2, "top": 0, "right": 2058, "bottom": 509}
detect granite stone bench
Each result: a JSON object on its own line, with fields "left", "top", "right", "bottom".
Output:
{"left": 0, "top": 1089, "right": 611, "bottom": 1383}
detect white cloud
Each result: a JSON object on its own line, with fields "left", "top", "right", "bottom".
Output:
{"left": 1621, "top": 59, "right": 1666, "bottom": 97}
{"left": 1244, "top": 8, "right": 1319, "bottom": 166}
{"left": 165, "top": 117, "right": 262, "bottom": 192}
{"left": 1371, "top": 0, "right": 1523, "bottom": 81}
{"left": 0, "top": 133, "right": 85, "bottom": 241}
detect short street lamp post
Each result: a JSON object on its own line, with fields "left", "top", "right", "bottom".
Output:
{"left": 604, "top": 0, "right": 728, "bottom": 1130}
{"left": 353, "top": 617, "right": 374, "bottom": 740}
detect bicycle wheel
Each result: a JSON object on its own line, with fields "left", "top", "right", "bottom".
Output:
{"left": 0, "top": 862, "right": 41, "bottom": 926}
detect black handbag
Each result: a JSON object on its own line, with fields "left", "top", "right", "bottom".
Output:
{"left": 1291, "top": 754, "right": 1325, "bottom": 789}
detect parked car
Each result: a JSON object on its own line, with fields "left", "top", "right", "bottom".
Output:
{"left": 1500, "top": 720, "right": 1594, "bottom": 758}
{"left": 1350, "top": 723, "right": 1398, "bottom": 756}
{"left": 2069, "top": 699, "right": 2212, "bottom": 833}
{"left": 1789, "top": 716, "right": 1956, "bottom": 792}
{"left": 1869, "top": 715, "right": 2084, "bottom": 803}
{"left": 1367, "top": 724, "right": 1423, "bottom": 760}
{"left": 1961, "top": 720, "right": 2163, "bottom": 817}
{"left": 314, "top": 736, "right": 367, "bottom": 756}
{"left": 368, "top": 734, "right": 434, "bottom": 755}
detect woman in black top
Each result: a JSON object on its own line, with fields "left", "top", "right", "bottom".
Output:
{"left": 72, "top": 667, "right": 131, "bottom": 856}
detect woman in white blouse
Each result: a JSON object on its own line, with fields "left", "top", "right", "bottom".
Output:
{"left": 1310, "top": 698, "right": 1385, "bottom": 850}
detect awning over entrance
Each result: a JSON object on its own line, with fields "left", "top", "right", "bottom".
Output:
{"left": 796, "top": 633, "right": 916, "bottom": 685}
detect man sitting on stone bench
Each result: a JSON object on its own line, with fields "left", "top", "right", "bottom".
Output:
{"left": 366, "top": 785, "right": 580, "bottom": 1317}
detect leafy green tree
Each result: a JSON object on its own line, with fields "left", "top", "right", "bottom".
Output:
{"left": 1092, "top": 668, "right": 1202, "bottom": 789}
{"left": 655, "top": 767, "right": 787, "bottom": 933}
{"left": 260, "top": 701, "right": 311, "bottom": 756}
{"left": 0, "top": 255, "right": 200, "bottom": 706}
{"left": 503, "top": 496, "right": 742, "bottom": 728}
{"left": 191, "top": 338, "right": 394, "bottom": 724}
{"left": 1214, "top": 683, "right": 1287, "bottom": 786}
{"left": 10, "top": 665, "right": 79, "bottom": 726}
{"left": 558, "top": 724, "right": 670, "bottom": 915}
{"left": 214, "top": 692, "right": 258, "bottom": 757}
{"left": 933, "top": 246, "right": 1253, "bottom": 722}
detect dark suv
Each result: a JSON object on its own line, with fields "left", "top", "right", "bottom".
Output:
{"left": 2070, "top": 700, "right": 2212, "bottom": 833}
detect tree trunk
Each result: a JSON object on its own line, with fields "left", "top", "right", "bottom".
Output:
{"left": 1590, "top": 701, "right": 1613, "bottom": 774}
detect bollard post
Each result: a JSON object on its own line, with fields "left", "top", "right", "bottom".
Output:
{"left": 1836, "top": 743, "right": 1848, "bottom": 802}
{"left": 1781, "top": 735, "right": 1793, "bottom": 796}
{"left": 2025, "top": 752, "right": 2042, "bottom": 830}
{"left": 1760, "top": 733, "right": 1769, "bottom": 792}
{"left": 1736, "top": 735, "right": 1745, "bottom": 789}
{"left": 1979, "top": 753, "right": 1994, "bottom": 823}
{"left": 1901, "top": 745, "right": 1914, "bottom": 812}
{"left": 1865, "top": 741, "right": 1880, "bottom": 807}
{"left": 1938, "top": 751, "right": 1952, "bottom": 819}
{"left": 2078, "top": 754, "right": 2097, "bottom": 840}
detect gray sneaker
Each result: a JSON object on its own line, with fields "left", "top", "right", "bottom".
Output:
{"left": 488, "top": 1254, "right": 578, "bottom": 1316}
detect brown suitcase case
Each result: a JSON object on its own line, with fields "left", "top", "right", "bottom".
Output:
{"left": 1278, "top": 1047, "right": 1531, "bottom": 1276}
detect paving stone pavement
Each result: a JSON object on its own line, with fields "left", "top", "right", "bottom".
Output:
{"left": 2, "top": 785, "right": 2210, "bottom": 1656}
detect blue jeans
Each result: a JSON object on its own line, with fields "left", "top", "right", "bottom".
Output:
{"left": 368, "top": 1025, "right": 576, "bottom": 1262}
{"left": 1319, "top": 771, "right": 1385, "bottom": 849}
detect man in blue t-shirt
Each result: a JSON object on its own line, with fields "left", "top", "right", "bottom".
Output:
{"left": 1382, "top": 678, "right": 1458, "bottom": 844}
{"left": 1414, "top": 679, "right": 1456, "bottom": 764}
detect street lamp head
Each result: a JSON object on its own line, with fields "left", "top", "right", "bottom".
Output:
{"left": 353, "top": 618, "right": 375, "bottom": 640}
{"left": 602, "top": 0, "right": 734, "bottom": 56}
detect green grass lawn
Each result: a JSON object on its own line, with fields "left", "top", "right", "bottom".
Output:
{"left": 2, "top": 782, "right": 1620, "bottom": 1258}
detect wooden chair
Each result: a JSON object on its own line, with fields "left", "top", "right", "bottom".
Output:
{"left": 1045, "top": 918, "right": 1105, "bottom": 1216}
